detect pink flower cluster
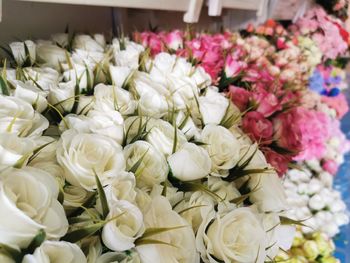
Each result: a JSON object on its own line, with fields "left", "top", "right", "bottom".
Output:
{"left": 290, "top": 6, "right": 349, "bottom": 60}
{"left": 134, "top": 13, "right": 350, "bottom": 176}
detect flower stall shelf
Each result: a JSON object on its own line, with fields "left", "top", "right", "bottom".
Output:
{"left": 12, "top": 0, "right": 267, "bottom": 23}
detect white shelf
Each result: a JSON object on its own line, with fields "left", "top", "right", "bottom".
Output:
{"left": 0, "top": 0, "right": 266, "bottom": 23}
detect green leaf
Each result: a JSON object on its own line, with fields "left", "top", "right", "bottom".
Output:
{"left": 0, "top": 75, "right": 10, "bottom": 95}
{"left": 28, "top": 140, "right": 55, "bottom": 163}
{"left": 23, "top": 41, "right": 33, "bottom": 67}
{"left": 178, "top": 204, "right": 208, "bottom": 215}
{"left": 46, "top": 102, "right": 69, "bottom": 128}
{"left": 141, "top": 225, "right": 187, "bottom": 239}
{"left": 61, "top": 223, "right": 104, "bottom": 243}
{"left": 94, "top": 170, "right": 109, "bottom": 219}
{"left": 24, "top": 229, "right": 46, "bottom": 255}
{"left": 0, "top": 244, "right": 22, "bottom": 263}
{"left": 135, "top": 238, "right": 177, "bottom": 248}
{"left": 172, "top": 122, "right": 178, "bottom": 154}
{"left": 129, "top": 148, "right": 149, "bottom": 175}
{"left": 280, "top": 216, "right": 311, "bottom": 228}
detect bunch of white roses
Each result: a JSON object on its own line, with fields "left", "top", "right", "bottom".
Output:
{"left": 0, "top": 34, "right": 295, "bottom": 263}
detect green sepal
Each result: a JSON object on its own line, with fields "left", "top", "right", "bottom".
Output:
{"left": 94, "top": 170, "right": 109, "bottom": 219}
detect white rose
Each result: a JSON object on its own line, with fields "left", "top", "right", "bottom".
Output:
{"left": 73, "top": 34, "right": 104, "bottom": 52}
{"left": 51, "top": 33, "right": 69, "bottom": 48}
{"left": 36, "top": 43, "right": 66, "bottom": 70}
{"left": 0, "top": 133, "right": 35, "bottom": 168}
{"left": 138, "top": 91, "right": 169, "bottom": 118}
{"left": 105, "top": 171, "right": 137, "bottom": 204}
{"left": 113, "top": 40, "right": 144, "bottom": 69}
{"left": 63, "top": 185, "right": 90, "bottom": 215}
{"left": 150, "top": 53, "right": 177, "bottom": 77}
{"left": 191, "top": 66, "right": 212, "bottom": 88}
{"left": 29, "top": 136, "right": 59, "bottom": 164}
{"left": 196, "top": 207, "right": 267, "bottom": 263}
{"left": 166, "top": 75, "right": 199, "bottom": 110}
{"left": 48, "top": 81, "right": 75, "bottom": 113}
{"left": 86, "top": 109, "right": 124, "bottom": 144}
{"left": 30, "top": 162, "right": 65, "bottom": 187}
{"left": 124, "top": 141, "right": 168, "bottom": 188}
{"left": 9, "top": 40, "right": 36, "bottom": 66}
{"left": 172, "top": 57, "right": 194, "bottom": 77}
{"left": 72, "top": 49, "right": 105, "bottom": 69}
{"left": 22, "top": 241, "right": 87, "bottom": 263}
{"left": 59, "top": 114, "right": 90, "bottom": 133}
{"left": 146, "top": 118, "right": 187, "bottom": 156}
{"left": 248, "top": 172, "right": 288, "bottom": 213}
{"left": 199, "top": 87, "right": 229, "bottom": 125}
{"left": 23, "top": 67, "right": 60, "bottom": 92}
{"left": 93, "top": 83, "right": 137, "bottom": 115}
{"left": 238, "top": 144, "right": 269, "bottom": 170}
{"left": 175, "top": 111, "right": 200, "bottom": 140}
{"left": 201, "top": 125, "right": 240, "bottom": 175}
{"left": 262, "top": 213, "right": 295, "bottom": 259}
{"left": 136, "top": 196, "right": 199, "bottom": 263}
{"left": 63, "top": 63, "right": 93, "bottom": 92}
{"left": 174, "top": 191, "right": 215, "bottom": 232}
{"left": 76, "top": 95, "right": 94, "bottom": 115}
{"left": 0, "top": 167, "right": 68, "bottom": 249}
{"left": 12, "top": 81, "right": 48, "bottom": 112}
{"left": 168, "top": 142, "right": 211, "bottom": 181}
{"left": 0, "top": 95, "right": 48, "bottom": 137}
{"left": 80, "top": 236, "right": 102, "bottom": 263}
{"left": 102, "top": 200, "right": 145, "bottom": 252}
{"left": 97, "top": 251, "right": 140, "bottom": 263}
{"left": 109, "top": 65, "right": 133, "bottom": 88}
{"left": 207, "top": 176, "right": 241, "bottom": 202}
{"left": 134, "top": 72, "right": 169, "bottom": 98}
{"left": 56, "top": 130, "right": 125, "bottom": 190}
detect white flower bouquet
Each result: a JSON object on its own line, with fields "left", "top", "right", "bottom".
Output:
{"left": 0, "top": 34, "right": 295, "bottom": 263}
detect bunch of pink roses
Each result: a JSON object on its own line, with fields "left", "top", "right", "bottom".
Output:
{"left": 290, "top": 6, "right": 349, "bottom": 60}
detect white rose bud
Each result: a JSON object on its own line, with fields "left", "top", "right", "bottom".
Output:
{"left": 22, "top": 241, "right": 87, "bottom": 263}
{"left": 201, "top": 124, "right": 240, "bottom": 175}
{"left": 146, "top": 119, "right": 187, "bottom": 157}
{"left": 109, "top": 65, "right": 133, "bottom": 88}
{"left": 0, "top": 95, "right": 48, "bottom": 137}
{"left": 36, "top": 43, "right": 67, "bottom": 70}
{"left": 124, "top": 141, "right": 168, "bottom": 188}
{"left": 73, "top": 34, "right": 104, "bottom": 52}
{"left": 102, "top": 201, "right": 145, "bottom": 252}
{"left": 105, "top": 171, "right": 137, "bottom": 204}
{"left": 56, "top": 130, "right": 126, "bottom": 190}
{"left": 13, "top": 81, "right": 47, "bottom": 113}
{"left": 9, "top": 40, "right": 36, "bottom": 66}
{"left": 248, "top": 172, "right": 288, "bottom": 212}
{"left": 93, "top": 83, "right": 137, "bottom": 115}
{"left": 168, "top": 142, "right": 211, "bottom": 181}
{"left": 199, "top": 87, "right": 229, "bottom": 125}
{"left": 0, "top": 133, "right": 35, "bottom": 167}
{"left": 136, "top": 196, "right": 199, "bottom": 263}
{"left": 48, "top": 81, "right": 75, "bottom": 113}
{"left": 63, "top": 63, "right": 93, "bottom": 92}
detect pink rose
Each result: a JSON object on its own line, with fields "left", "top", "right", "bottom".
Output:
{"left": 242, "top": 111, "right": 274, "bottom": 142}
{"left": 224, "top": 55, "right": 246, "bottom": 78}
{"left": 253, "top": 91, "right": 281, "bottom": 117}
{"left": 273, "top": 108, "right": 304, "bottom": 154}
{"left": 322, "top": 160, "right": 339, "bottom": 175}
{"left": 228, "top": 85, "right": 251, "bottom": 112}
{"left": 264, "top": 149, "right": 290, "bottom": 176}
{"left": 164, "top": 30, "right": 183, "bottom": 50}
